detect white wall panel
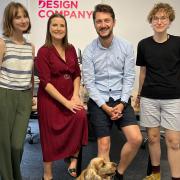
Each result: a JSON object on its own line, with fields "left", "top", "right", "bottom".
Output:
{"left": 1, "top": 0, "right": 180, "bottom": 90}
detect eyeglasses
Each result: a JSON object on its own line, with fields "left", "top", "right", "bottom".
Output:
{"left": 152, "top": 16, "right": 168, "bottom": 23}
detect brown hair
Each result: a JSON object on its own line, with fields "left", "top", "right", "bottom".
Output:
{"left": 147, "top": 3, "right": 175, "bottom": 23}
{"left": 3, "top": 1, "right": 31, "bottom": 37}
{"left": 93, "top": 4, "right": 115, "bottom": 22}
{"left": 44, "top": 13, "right": 69, "bottom": 48}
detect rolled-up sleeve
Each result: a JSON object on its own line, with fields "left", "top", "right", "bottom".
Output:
{"left": 35, "top": 47, "right": 51, "bottom": 88}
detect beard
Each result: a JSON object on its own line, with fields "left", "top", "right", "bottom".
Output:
{"left": 97, "top": 28, "right": 113, "bottom": 40}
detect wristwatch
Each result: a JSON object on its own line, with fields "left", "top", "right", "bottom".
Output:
{"left": 120, "top": 101, "right": 127, "bottom": 108}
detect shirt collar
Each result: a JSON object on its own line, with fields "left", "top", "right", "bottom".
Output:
{"left": 97, "top": 36, "right": 115, "bottom": 50}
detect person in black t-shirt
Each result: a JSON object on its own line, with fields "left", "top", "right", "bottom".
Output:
{"left": 135, "top": 3, "right": 180, "bottom": 180}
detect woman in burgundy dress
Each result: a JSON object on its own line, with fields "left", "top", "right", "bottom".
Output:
{"left": 35, "top": 14, "right": 88, "bottom": 180}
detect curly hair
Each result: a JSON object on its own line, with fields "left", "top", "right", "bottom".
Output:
{"left": 147, "top": 3, "right": 175, "bottom": 23}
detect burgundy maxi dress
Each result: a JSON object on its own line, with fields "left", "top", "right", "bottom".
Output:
{"left": 35, "top": 45, "right": 88, "bottom": 162}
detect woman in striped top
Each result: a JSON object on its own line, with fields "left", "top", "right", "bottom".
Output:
{"left": 0, "top": 2, "right": 34, "bottom": 180}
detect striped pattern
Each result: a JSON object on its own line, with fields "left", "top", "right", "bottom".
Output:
{"left": 0, "top": 37, "right": 33, "bottom": 90}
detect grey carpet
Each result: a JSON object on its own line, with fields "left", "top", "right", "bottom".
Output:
{"left": 21, "top": 119, "right": 170, "bottom": 180}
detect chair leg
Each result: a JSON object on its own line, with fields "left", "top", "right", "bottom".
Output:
{"left": 27, "top": 126, "right": 34, "bottom": 144}
{"left": 141, "top": 137, "right": 148, "bottom": 149}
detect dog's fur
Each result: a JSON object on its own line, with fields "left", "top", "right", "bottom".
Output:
{"left": 77, "top": 157, "right": 117, "bottom": 180}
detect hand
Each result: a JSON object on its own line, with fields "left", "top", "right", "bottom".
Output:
{"left": 111, "top": 103, "right": 124, "bottom": 120}
{"left": 65, "top": 99, "right": 83, "bottom": 113}
{"left": 32, "top": 97, "right": 37, "bottom": 106}
{"left": 71, "top": 95, "right": 83, "bottom": 106}
{"left": 101, "top": 103, "right": 114, "bottom": 117}
{"left": 32, "top": 97, "right": 37, "bottom": 111}
{"left": 134, "top": 95, "right": 140, "bottom": 109}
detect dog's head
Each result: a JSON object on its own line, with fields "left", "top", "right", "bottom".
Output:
{"left": 78, "top": 157, "right": 117, "bottom": 180}
{"left": 89, "top": 157, "right": 117, "bottom": 178}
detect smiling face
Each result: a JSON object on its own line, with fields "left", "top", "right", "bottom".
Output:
{"left": 3, "top": 2, "right": 31, "bottom": 37}
{"left": 49, "top": 17, "right": 66, "bottom": 42}
{"left": 151, "top": 10, "right": 171, "bottom": 34}
{"left": 94, "top": 12, "right": 115, "bottom": 40}
{"left": 12, "top": 7, "right": 30, "bottom": 33}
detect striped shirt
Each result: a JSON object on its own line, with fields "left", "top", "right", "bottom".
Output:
{"left": 0, "top": 36, "right": 33, "bottom": 90}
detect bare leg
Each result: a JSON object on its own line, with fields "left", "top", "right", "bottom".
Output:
{"left": 118, "top": 125, "right": 142, "bottom": 174}
{"left": 147, "top": 127, "right": 161, "bottom": 166}
{"left": 43, "top": 162, "right": 53, "bottom": 180}
{"left": 68, "top": 151, "right": 79, "bottom": 177}
{"left": 97, "top": 136, "right": 111, "bottom": 161}
{"left": 165, "top": 130, "right": 180, "bottom": 177}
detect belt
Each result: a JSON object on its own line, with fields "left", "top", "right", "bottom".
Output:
{"left": 64, "top": 74, "right": 71, "bottom": 79}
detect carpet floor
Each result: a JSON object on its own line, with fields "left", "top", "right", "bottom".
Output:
{"left": 21, "top": 119, "right": 170, "bottom": 180}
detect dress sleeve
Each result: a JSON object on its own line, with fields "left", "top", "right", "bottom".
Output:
{"left": 35, "top": 47, "right": 51, "bottom": 88}
{"left": 71, "top": 45, "right": 81, "bottom": 80}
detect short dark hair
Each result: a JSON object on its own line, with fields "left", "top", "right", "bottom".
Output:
{"left": 93, "top": 4, "right": 115, "bottom": 22}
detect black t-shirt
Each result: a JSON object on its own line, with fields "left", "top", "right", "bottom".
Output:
{"left": 136, "top": 35, "right": 180, "bottom": 99}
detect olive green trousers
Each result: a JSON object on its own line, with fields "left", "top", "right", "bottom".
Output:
{"left": 0, "top": 87, "right": 32, "bottom": 180}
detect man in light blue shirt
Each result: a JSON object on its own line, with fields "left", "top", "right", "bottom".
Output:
{"left": 82, "top": 4, "right": 142, "bottom": 180}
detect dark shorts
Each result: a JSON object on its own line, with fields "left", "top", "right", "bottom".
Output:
{"left": 87, "top": 97, "right": 138, "bottom": 138}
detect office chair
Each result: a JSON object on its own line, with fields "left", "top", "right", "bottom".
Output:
{"left": 27, "top": 96, "right": 38, "bottom": 144}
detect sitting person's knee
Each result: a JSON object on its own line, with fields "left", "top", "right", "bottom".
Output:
{"left": 137, "top": 134, "right": 143, "bottom": 146}
{"left": 129, "top": 135, "right": 143, "bottom": 148}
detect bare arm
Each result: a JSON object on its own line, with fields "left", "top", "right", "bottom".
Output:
{"left": 101, "top": 103, "right": 114, "bottom": 117}
{"left": 135, "top": 66, "right": 146, "bottom": 107}
{"left": 0, "top": 39, "right": 5, "bottom": 67}
{"left": 45, "top": 83, "right": 82, "bottom": 113}
{"left": 32, "top": 43, "right": 35, "bottom": 59}
{"left": 73, "top": 76, "right": 80, "bottom": 97}
{"left": 71, "top": 76, "right": 83, "bottom": 106}
{"left": 138, "top": 66, "right": 146, "bottom": 95}
{"left": 45, "top": 83, "right": 69, "bottom": 106}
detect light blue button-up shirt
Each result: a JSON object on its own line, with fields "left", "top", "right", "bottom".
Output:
{"left": 82, "top": 36, "right": 135, "bottom": 107}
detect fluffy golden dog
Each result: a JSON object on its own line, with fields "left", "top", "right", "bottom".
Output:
{"left": 77, "top": 157, "right": 117, "bottom": 180}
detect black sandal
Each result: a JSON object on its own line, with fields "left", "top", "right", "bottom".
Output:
{"left": 64, "top": 156, "right": 78, "bottom": 178}
{"left": 68, "top": 167, "right": 77, "bottom": 178}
